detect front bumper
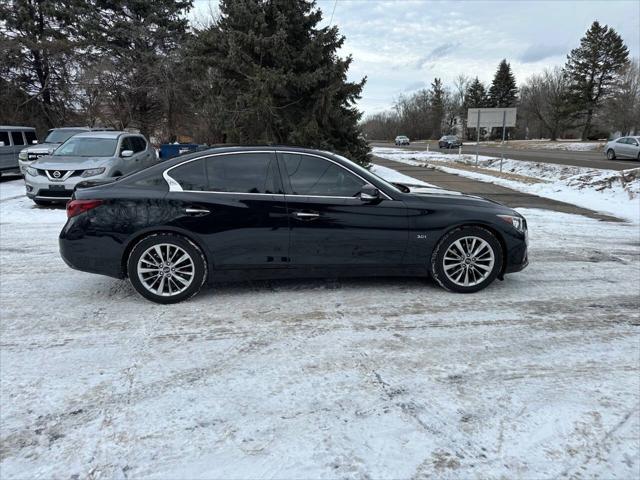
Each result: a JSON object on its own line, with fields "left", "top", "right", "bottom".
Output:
{"left": 25, "top": 172, "right": 108, "bottom": 202}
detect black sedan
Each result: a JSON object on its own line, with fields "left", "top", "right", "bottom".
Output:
{"left": 438, "top": 135, "right": 463, "bottom": 149}
{"left": 60, "top": 146, "right": 528, "bottom": 303}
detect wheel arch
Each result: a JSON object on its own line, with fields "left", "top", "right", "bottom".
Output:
{"left": 120, "top": 227, "right": 211, "bottom": 279}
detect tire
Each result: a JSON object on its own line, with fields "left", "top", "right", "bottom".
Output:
{"left": 607, "top": 149, "right": 616, "bottom": 160}
{"left": 127, "top": 233, "right": 207, "bottom": 304}
{"left": 431, "top": 226, "right": 503, "bottom": 293}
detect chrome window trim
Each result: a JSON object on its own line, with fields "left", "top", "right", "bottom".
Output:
{"left": 163, "top": 149, "right": 393, "bottom": 200}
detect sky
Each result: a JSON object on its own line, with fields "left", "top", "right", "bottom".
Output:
{"left": 191, "top": 0, "right": 640, "bottom": 117}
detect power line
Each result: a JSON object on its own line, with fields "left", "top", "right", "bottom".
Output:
{"left": 328, "top": 0, "right": 338, "bottom": 27}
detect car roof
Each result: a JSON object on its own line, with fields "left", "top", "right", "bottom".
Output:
{"left": 70, "top": 131, "right": 138, "bottom": 139}
{"left": 0, "top": 126, "right": 36, "bottom": 131}
{"left": 50, "top": 127, "right": 91, "bottom": 131}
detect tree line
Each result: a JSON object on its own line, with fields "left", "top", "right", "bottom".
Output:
{"left": 0, "top": 0, "right": 370, "bottom": 164}
{"left": 361, "top": 21, "right": 637, "bottom": 141}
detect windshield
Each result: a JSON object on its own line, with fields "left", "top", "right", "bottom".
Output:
{"left": 330, "top": 153, "right": 402, "bottom": 194}
{"left": 44, "top": 129, "right": 87, "bottom": 144}
{"left": 53, "top": 137, "right": 117, "bottom": 157}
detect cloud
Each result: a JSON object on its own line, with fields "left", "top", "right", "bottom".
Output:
{"left": 415, "top": 41, "right": 461, "bottom": 68}
{"left": 519, "top": 44, "right": 566, "bottom": 63}
{"left": 402, "top": 81, "right": 426, "bottom": 92}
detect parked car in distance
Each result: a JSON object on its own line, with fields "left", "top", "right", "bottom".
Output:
{"left": 438, "top": 135, "right": 462, "bottom": 149}
{"left": 60, "top": 146, "right": 529, "bottom": 304}
{"left": 18, "top": 127, "right": 92, "bottom": 174}
{"left": 0, "top": 126, "right": 38, "bottom": 176}
{"left": 25, "top": 131, "right": 157, "bottom": 205}
{"left": 604, "top": 136, "right": 640, "bottom": 160}
{"left": 395, "top": 135, "right": 410, "bottom": 146}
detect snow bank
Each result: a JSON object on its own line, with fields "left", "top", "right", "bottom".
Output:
{"left": 373, "top": 147, "right": 640, "bottom": 223}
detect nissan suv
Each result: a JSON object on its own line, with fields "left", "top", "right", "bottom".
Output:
{"left": 24, "top": 131, "right": 157, "bottom": 205}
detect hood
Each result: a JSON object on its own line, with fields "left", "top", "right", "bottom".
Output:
{"left": 402, "top": 183, "right": 512, "bottom": 211}
{"left": 21, "top": 142, "right": 61, "bottom": 155}
{"left": 32, "top": 155, "right": 112, "bottom": 170}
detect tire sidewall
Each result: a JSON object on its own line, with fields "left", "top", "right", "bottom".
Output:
{"left": 431, "top": 226, "right": 503, "bottom": 293}
{"left": 127, "top": 233, "right": 207, "bottom": 304}
{"left": 607, "top": 149, "right": 615, "bottom": 160}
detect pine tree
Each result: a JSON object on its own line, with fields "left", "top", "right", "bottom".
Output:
{"left": 0, "top": 0, "right": 91, "bottom": 129}
{"left": 430, "top": 78, "right": 445, "bottom": 138}
{"left": 84, "top": 0, "right": 193, "bottom": 137}
{"left": 565, "top": 21, "right": 629, "bottom": 140}
{"left": 489, "top": 59, "right": 518, "bottom": 107}
{"left": 194, "top": 0, "right": 369, "bottom": 165}
{"left": 464, "top": 77, "right": 489, "bottom": 109}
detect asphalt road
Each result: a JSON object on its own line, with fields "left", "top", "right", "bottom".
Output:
{"left": 371, "top": 141, "right": 639, "bottom": 171}
{"left": 372, "top": 155, "right": 621, "bottom": 222}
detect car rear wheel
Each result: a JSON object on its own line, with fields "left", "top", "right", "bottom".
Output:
{"left": 607, "top": 149, "right": 616, "bottom": 160}
{"left": 431, "top": 226, "right": 503, "bottom": 293}
{"left": 127, "top": 233, "right": 207, "bottom": 304}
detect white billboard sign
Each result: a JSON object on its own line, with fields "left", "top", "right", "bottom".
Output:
{"left": 467, "top": 108, "right": 517, "bottom": 128}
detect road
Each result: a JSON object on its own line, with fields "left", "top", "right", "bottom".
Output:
{"left": 371, "top": 141, "right": 638, "bottom": 171}
{"left": 372, "top": 155, "right": 621, "bottom": 222}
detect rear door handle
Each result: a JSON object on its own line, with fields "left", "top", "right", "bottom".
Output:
{"left": 185, "top": 207, "right": 210, "bottom": 216}
{"left": 293, "top": 211, "right": 320, "bottom": 219}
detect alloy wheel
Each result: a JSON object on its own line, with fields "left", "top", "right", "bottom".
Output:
{"left": 442, "top": 236, "right": 495, "bottom": 287}
{"left": 137, "top": 243, "right": 195, "bottom": 296}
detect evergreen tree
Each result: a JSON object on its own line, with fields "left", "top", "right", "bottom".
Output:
{"left": 565, "top": 21, "right": 629, "bottom": 139}
{"left": 488, "top": 59, "right": 518, "bottom": 107}
{"left": 464, "top": 77, "right": 489, "bottom": 109}
{"left": 84, "top": 0, "right": 193, "bottom": 137}
{"left": 194, "top": 0, "right": 369, "bottom": 165}
{"left": 430, "top": 78, "right": 445, "bottom": 137}
{"left": 0, "top": 0, "right": 90, "bottom": 129}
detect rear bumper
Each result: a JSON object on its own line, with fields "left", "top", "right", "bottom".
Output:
{"left": 59, "top": 218, "right": 125, "bottom": 279}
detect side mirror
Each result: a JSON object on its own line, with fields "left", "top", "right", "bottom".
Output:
{"left": 0, "top": 141, "right": 4, "bottom": 147}
{"left": 359, "top": 184, "right": 380, "bottom": 202}
{"left": 121, "top": 149, "right": 134, "bottom": 158}
{"left": 31, "top": 139, "right": 38, "bottom": 144}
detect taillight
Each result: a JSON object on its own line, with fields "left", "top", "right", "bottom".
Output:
{"left": 66, "top": 199, "right": 104, "bottom": 218}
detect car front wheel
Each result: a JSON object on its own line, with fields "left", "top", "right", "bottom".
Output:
{"left": 127, "top": 233, "right": 207, "bottom": 304}
{"left": 431, "top": 226, "right": 503, "bottom": 293}
{"left": 607, "top": 149, "right": 616, "bottom": 160}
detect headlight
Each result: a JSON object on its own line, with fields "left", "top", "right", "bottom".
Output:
{"left": 497, "top": 214, "right": 525, "bottom": 232}
{"left": 19, "top": 151, "right": 28, "bottom": 161}
{"left": 26, "top": 166, "right": 38, "bottom": 177}
{"left": 81, "top": 168, "right": 106, "bottom": 178}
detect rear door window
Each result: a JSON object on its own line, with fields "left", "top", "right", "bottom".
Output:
{"left": 24, "top": 131, "right": 37, "bottom": 145}
{"left": 170, "top": 152, "right": 279, "bottom": 194}
{"left": 11, "top": 132, "right": 25, "bottom": 146}
{"left": 280, "top": 153, "right": 365, "bottom": 197}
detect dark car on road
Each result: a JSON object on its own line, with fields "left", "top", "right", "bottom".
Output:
{"left": 60, "top": 146, "right": 528, "bottom": 303}
{"left": 438, "top": 135, "right": 462, "bottom": 149}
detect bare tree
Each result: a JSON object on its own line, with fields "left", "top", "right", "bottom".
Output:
{"left": 603, "top": 59, "right": 639, "bottom": 136}
{"left": 520, "top": 67, "right": 572, "bottom": 140}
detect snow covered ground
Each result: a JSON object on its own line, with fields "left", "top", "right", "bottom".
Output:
{"left": 461, "top": 140, "right": 604, "bottom": 151}
{"left": 1, "top": 175, "right": 639, "bottom": 479}
{"left": 373, "top": 147, "right": 640, "bottom": 223}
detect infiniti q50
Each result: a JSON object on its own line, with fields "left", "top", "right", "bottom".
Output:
{"left": 59, "top": 146, "right": 528, "bottom": 303}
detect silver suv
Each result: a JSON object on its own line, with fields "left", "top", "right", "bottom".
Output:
{"left": 24, "top": 131, "right": 157, "bottom": 205}
{"left": 18, "top": 127, "right": 91, "bottom": 174}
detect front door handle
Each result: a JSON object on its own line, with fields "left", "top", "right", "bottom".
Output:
{"left": 293, "top": 211, "right": 320, "bottom": 220}
{"left": 185, "top": 207, "right": 210, "bottom": 216}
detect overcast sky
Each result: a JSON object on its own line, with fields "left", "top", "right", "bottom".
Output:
{"left": 192, "top": 0, "right": 640, "bottom": 117}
